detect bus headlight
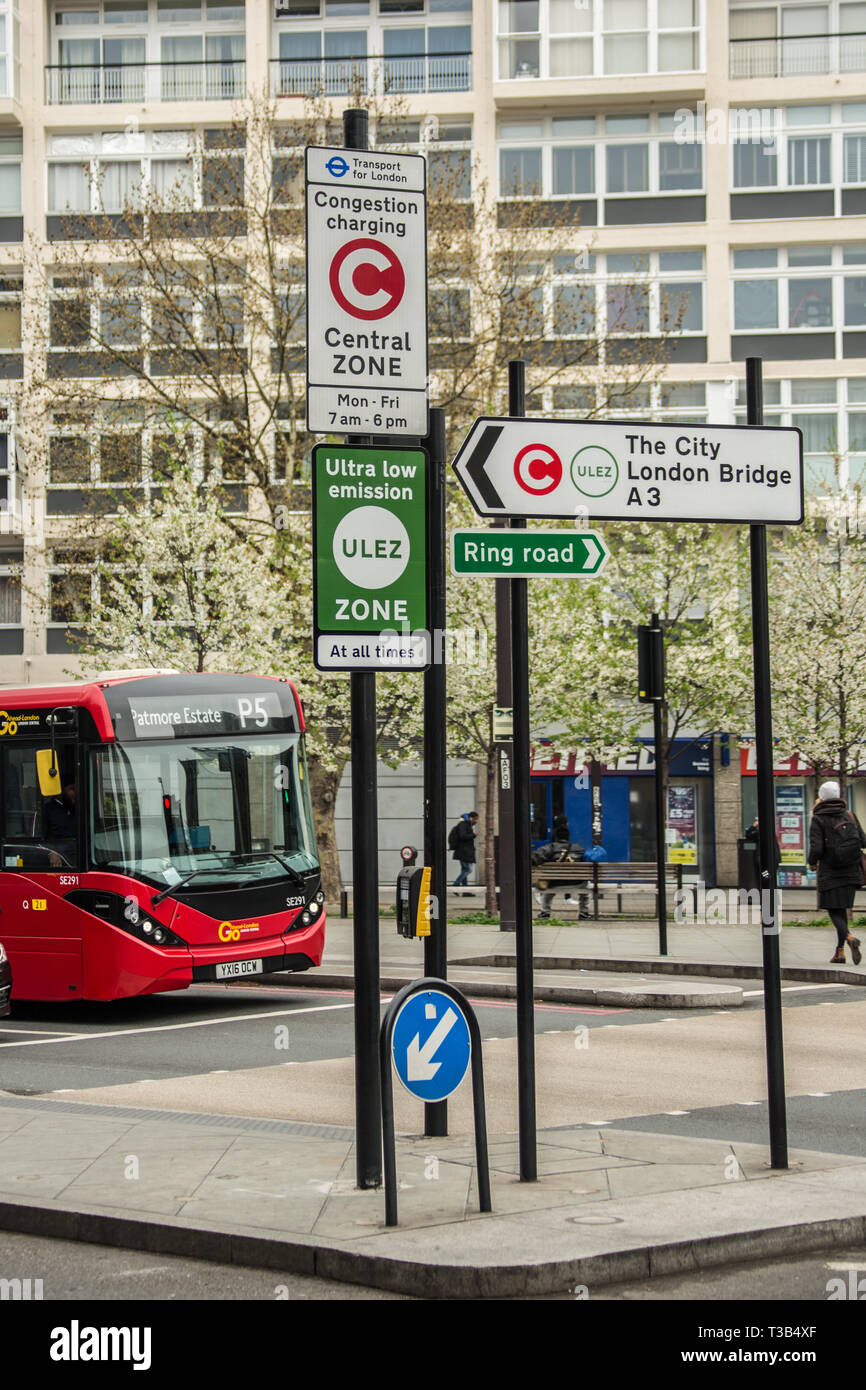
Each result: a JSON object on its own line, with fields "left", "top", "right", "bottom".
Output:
{"left": 306, "top": 900, "right": 321, "bottom": 917}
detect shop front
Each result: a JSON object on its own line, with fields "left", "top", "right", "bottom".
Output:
{"left": 530, "top": 737, "right": 716, "bottom": 883}
{"left": 740, "top": 744, "right": 866, "bottom": 888}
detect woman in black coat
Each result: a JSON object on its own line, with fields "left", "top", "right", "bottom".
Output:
{"left": 808, "top": 781, "right": 864, "bottom": 964}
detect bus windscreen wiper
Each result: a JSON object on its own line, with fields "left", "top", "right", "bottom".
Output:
{"left": 151, "top": 867, "right": 243, "bottom": 905}
{"left": 221, "top": 850, "right": 307, "bottom": 888}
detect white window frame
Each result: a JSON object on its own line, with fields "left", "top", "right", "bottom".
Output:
{"left": 730, "top": 244, "right": 866, "bottom": 346}
{"left": 494, "top": 0, "right": 704, "bottom": 82}
{"left": 497, "top": 111, "right": 706, "bottom": 211}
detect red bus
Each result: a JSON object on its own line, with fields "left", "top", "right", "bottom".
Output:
{"left": 0, "top": 673, "right": 325, "bottom": 1001}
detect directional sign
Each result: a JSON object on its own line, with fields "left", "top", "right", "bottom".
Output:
{"left": 391, "top": 987, "right": 472, "bottom": 1103}
{"left": 312, "top": 443, "right": 429, "bottom": 670}
{"left": 452, "top": 417, "right": 804, "bottom": 525}
{"left": 305, "top": 146, "right": 428, "bottom": 437}
{"left": 451, "top": 528, "right": 608, "bottom": 578}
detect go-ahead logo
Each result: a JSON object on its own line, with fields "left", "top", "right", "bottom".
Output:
{"left": 570, "top": 445, "right": 619, "bottom": 497}
{"left": 0, "top": 711, "right": 18, "bottom": 735}
{"left": 218, "top": 920, "right": 260, "bottom": 942}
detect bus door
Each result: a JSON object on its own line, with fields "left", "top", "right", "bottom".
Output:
{"left": 0, "top": 729, "right": 84, "bottom": 998}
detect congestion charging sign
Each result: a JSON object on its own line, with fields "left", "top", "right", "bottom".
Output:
{"left": 305, "top": 146, "right": 428, "bottom": 437}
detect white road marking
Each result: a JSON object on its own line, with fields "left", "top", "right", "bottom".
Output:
{"left": 0, "top": 1027, "right": 80, "bottom": 1037}
{"left": 743, "top": 984, "right": 848, "bottom": 998}
{"left": 663, "top": 1110, "right": 690, "bottom": 1115}
{"left": 0, "top": 1001, "right": 355, "bottom": 1049}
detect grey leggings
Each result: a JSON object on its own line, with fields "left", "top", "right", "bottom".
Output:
{"left": 828, "top": 908, "right": 850, "bottom": 948}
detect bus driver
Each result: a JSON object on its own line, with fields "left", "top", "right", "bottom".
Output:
{"left": 43, "top": 781, "right": 77, "bottom": 868}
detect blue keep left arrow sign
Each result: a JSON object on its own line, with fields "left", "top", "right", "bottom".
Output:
{"left": 391, "top": 989, "right": 472, "bottom": 1103}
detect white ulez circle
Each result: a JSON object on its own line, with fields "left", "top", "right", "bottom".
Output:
{"left": 332, "top": 506, "right": 411, "bottom": 589}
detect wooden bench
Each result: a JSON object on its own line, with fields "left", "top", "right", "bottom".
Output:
{"left": 530, "top": 860, "right": 684, "bottom": 919}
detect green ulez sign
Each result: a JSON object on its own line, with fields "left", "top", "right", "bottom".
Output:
{"left": 451, "top": 528, "right": 608, "bottom": 578}
{"left": 312, "top": 444, "right": 429, "bottom": 671}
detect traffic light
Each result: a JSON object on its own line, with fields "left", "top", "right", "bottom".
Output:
{"left": 637, "top": 621, "right": 665, "bottom": 703}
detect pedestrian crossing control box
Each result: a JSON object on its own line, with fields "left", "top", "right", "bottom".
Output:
{"left": 397, "top": 853, "right": 432, "bottom": 939}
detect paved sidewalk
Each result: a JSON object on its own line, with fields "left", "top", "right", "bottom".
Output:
{"left": 1, "top": 1093, "right": 865, "bottom": 1298}
{"left": 0, "top": 916, "right": 862, "bottom": 1298}
{"left": 279, "top": 917, "right": 866, "bottom": 1001}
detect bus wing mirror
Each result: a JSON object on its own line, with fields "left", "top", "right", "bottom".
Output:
{"left": 36, "top": 748, "right": 63, "bottom": 798}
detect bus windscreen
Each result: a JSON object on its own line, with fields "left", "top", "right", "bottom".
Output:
{"left": 89, "top": 734, "right": 318, "bottom": 890}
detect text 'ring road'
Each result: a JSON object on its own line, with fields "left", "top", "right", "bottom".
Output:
{"left": 329, "top": 238, "right": 406, "bottom": 321}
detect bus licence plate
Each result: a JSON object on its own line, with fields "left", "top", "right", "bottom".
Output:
{"left": 215, "top": 959, "right": 263, "bottom": 980}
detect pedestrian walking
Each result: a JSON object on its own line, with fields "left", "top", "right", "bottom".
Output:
{"left": 808, "top": 781, "right": 864, "bottom": 965}
{"left": 449, "top": 811, "right": 478, "bottom": 888}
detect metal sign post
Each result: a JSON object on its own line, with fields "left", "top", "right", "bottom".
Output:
{"left": 380, "top": 979, "right": 492, "bottom": 1226}
{"left": 308, "top": 108, "right": 431, "bottom": 1190}
{"left": 423, "top": 407, "right": 448, "bottom": 1140}
{"left": 747, "top": 357, "right": 789, "bottom": 1171}
{"left": 507, "top": 360, "right": 537, "bottom": 1183}
{"left": 452, "top": 378, "right": 802, "bottom": 1177}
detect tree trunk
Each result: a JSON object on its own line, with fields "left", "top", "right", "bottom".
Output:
{"left": 485, "top": 745, "right": 498, "bottom": 916}
{"left": 308, "top": 758, "right": 344, "bottom": 904}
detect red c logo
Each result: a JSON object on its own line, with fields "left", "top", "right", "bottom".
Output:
{"left": 329, "top": 239, "right": 405, "bottom": 321}
{"left": 513, "top": 443, "right": 563, "bottom": 496}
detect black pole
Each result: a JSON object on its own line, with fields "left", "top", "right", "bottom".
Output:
{"left": 344, "top": 107, "right": 382, "bottom": 1188}
{"left": 746, "top": 356, "right": 788, "bottom": 1171}
{"left": 423, "top": 406, "right": 448, "bottom": 1138}
{"left": 496, "top": 580, "right": 515, "bottom": 931}
{"left": 508, "top": 360, "right": 537, "bottom": 1182}
{"left": 652, "top": 614, "right": 668, "bottom": 956}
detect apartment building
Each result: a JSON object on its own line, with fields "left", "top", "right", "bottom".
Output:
{"left": 0, "top": 0, "right": 864, "bottom": 882}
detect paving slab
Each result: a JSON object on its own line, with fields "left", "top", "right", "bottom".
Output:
{"left": 0, "top": 1094, "right": 865, "bottom": 1298}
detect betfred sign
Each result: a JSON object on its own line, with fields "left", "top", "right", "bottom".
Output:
{"left": 305, "top": 147, "right": 428, "bottom": 437}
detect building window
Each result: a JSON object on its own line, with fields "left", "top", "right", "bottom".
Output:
{"left": 272, "top": 0, "right": 470, "bottom": 95}
{"left": 498, "top": 111, "right": 704, "bottom": 212}
{"left": 731, "top": 103, "right": 866, "bottom": 207}
{"left": 0, "top": 272, "right": 21, "bottom": 351}
{"left": 0, "top": 572, "right": 20, "bottom": 625}
{"left": 734, "top": 376, "right": 866, "bottom": 491}
{"left": 0, "top": 136, "right": 21, "bottom": 214}
{"left": 730, "top": 0, "right": 866, "bottom": 78}
{"left": 732, "top": 245, "right": 866, "bottom": 337}
{"left": 528, "top": 248, "right": 705, "bottom": 344}
{"left": 47, "top": 2, "right": 245, "bottom": 103}
{"left": 496, "top": 0, "right": 702, "bottom": 80}
{"left": 46, "top": 126, "right": 244, "bottom": 215}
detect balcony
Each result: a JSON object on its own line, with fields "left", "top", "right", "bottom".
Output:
{"left": 45, "top": 61, "right": 246, "bottom": 106}
{"left": 270, "top": 52, "right": 471, "bottom": 99}
{"left": 729, "top": 31, "right": 866, "bottom": 78}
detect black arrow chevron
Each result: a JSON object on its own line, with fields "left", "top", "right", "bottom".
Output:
{"left": 463, "top": 423, "right": 505, "bottom": 510}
